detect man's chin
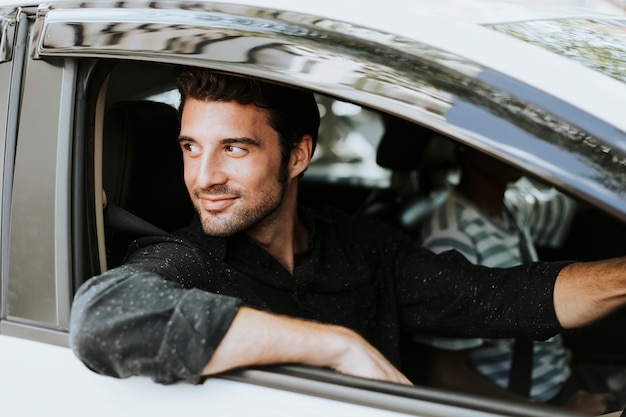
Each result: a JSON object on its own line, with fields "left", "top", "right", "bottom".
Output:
{"left": 200, "top": 224, "right": 236, "bottom": 238}
{"left": 199, "top": 216, "right": 243, "bottom": 237}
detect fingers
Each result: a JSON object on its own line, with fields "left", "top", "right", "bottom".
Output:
{"left": 566, "top": 390, "right": 616, "bottom": 415}
{"left": 369, "top": 350, "right": 413, "bottom": 385}
{"left": 333, "top": 330, "right": 413, "bottom": 385}
{"left": 338, "top": 355, "right": 412, "bottom": 385}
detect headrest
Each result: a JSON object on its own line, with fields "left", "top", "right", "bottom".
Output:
{"left": 103, "top": 100, "right": 193, "bottom": 233}
{"left": 376, "top": 117, "right": 433, "bottom": 170}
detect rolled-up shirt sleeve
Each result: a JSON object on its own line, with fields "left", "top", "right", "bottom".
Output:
{"left": 69, "top": 240, "right": 242, "bottom": 384}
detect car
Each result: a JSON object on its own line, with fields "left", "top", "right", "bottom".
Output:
{"left": 1, "top": 0, "right": 626, "bottom": 415}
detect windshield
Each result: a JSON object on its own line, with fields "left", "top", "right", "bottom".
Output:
{"left": 488, "top": 18, "right": 626, "bottom": 84}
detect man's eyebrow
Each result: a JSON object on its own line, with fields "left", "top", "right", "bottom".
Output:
{"left": 177, "top": 135, "right": 195, "bottom": 143}
{"left": 177, "top": 136, "right": 263, "bottom": 147}
{"left": 222, "top": 137, "right": 262, "bottom": 148}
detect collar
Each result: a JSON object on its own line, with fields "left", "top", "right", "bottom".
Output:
{"left": 183, "top": 205, "right": 332, "bottom": 262}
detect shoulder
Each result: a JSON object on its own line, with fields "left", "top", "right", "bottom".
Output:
{"left": 126, "top": 227, "right": 222, "bottom": 261}
{"left": 135, "top": 216, "right": 223, "bottom": 252}
{"left": 303, "top": 204, "right": 416, "bottom": 251}
{"left": 308, "top": 204, "right": 412, "bottom": 236}
{"left": 422, "top": 190, "right": 484, "bottom": 231}
{"left": 118, "top": 221, "right": 227, "bottom": 286}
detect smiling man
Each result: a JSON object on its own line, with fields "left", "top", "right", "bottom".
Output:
{"left": 178, "top": 98, "right": 309, "bottom": 270}
{"left": 70, "top": 67, "right": 626, "bottom": 387}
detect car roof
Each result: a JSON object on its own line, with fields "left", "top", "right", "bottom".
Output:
{"left": 5, "top": 0, "right": 622, "bottom": 18}
{"left": 225, "top": 0, "right": 623, "bottom": 22}
{"left": 219, "top": 0, "right": 626, "bottom": 134}
{"left": 5, "top": 0, "right": 623, "bottom": 25}
{"left": 6, "top": 0, "right": 625, "bottom": 131}
{"left": 5, "top": 0, "right": 626, "bottom": 216}
{"left": 2, "top": 0, "right": 624, "bottom": 30}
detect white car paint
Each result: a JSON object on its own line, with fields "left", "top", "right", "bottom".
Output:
{"left": 0, "top": 334, "right": 429, "bottom": 417}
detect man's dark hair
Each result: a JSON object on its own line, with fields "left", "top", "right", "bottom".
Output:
{"left": 174, "top": 67, "right": 320, "bottom": 164}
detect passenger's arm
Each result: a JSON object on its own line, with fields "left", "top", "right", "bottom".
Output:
{"left": 203, "top": 306, "right": 412, "bottom": 385}
{"left": 554, "top": 257, "right": 626, "bottom": 329}
{"left": 424, "top": 347, "right": 528, "bottom": 402}
{"left": 425, "top": 347, "right": 614, "bottom": 414}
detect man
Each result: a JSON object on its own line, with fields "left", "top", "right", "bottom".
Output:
{"left": 70, "top": 67, "right": 626, "bottom": 387}
{"left": 418, "top": 146, "right": 618, "bottom": 414}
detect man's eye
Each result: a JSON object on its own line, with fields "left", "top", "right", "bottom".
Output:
{"left": 183, "top": 143, "right": 200, "bottom": 154}
{"left": 225, "top": 145, "right": 247, "bottom": 157}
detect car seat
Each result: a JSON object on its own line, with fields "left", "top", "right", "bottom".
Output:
{"left": 102, "top": 100, "right": 194, "bottom": 267}
{"left": 358, "top": 116, "right": 451, "bottom": 234}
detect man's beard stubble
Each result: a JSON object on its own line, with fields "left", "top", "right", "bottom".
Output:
{"left": 194, "top": 163, "right": 290, "bottom": 237}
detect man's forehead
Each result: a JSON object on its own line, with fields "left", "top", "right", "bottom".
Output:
{"left": 180, "top": 99, "right": 278, "bottom": 143}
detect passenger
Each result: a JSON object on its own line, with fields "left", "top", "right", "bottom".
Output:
{"left": 70, "top": 68, "right": 626, "bottom": 395}
{"left": 418, "top": 146, "right": 623, "bottom": 414}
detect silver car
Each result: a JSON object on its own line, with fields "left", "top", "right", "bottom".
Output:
{"left": 1, "top": 0, "right": 626, "bottom": 416}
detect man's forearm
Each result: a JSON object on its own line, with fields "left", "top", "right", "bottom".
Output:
{"left": 202, "top": 306, "right": 412, "bottom": 385}
{"left": 554, "top": 257, "right": 626, "bottom": 329}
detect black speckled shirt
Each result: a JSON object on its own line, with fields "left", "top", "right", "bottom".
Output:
{"left": 70, "top": 206, "right": 569, "bottom": 384}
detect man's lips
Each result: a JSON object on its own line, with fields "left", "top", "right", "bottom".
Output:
{"left": 199, "top": 195, "right": 237, "bottom": 211}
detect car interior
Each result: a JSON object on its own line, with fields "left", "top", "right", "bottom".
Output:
{"left": 81, "top": 59, "right": 626, "bottom": 400}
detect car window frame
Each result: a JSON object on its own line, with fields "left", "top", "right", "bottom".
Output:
{"left": 2, "top": 8, "right": 74, "bottom": 345}
{"left": 69, "top": 62, "right": 570, "bottom": 417}
{"left": 0, "top": 7, "right": 16, "bottom": 326}
{"left": 0, "top": 7, "right": 47, "bottom": 338}
{"left": 32, "top": 1, "right": 626, "bottom": 222}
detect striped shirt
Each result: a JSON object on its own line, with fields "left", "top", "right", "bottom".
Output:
{"left": 419, "top": 178, "right": 576, "bottom": 401}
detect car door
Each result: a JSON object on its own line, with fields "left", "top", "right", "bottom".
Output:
{"left": 0, "top": 5, "right": 19, "bottom": 328}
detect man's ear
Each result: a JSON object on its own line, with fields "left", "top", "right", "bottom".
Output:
{"left": 290, "top": 135, "right": 314, "bottom": 179}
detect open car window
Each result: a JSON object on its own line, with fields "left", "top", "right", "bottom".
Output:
{"left": 83, "top": 57, "right": 626, "bottom": 414}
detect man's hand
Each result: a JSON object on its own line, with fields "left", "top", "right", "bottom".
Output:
{"left": 326, "top": 325, "right": 412, "bottom": 385}
{"left": 203, "top": 306, "right": 412, "bottom": 385}
{"left": 564, "top": 390, "right": 616, "bottom": 415}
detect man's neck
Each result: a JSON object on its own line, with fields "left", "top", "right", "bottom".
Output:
{"left": 458, "top": 173, "right": 507, "bottom": 219}
{"left": 246, "top": 188, "right": 307, "bottom": 274}
{"left": 248, "top": 216, "right": 307, "bottom": 274}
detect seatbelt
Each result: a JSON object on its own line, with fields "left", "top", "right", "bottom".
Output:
{"left": 506, "top": 205, "right": 536, "bottom": 397}
{"left": 104, "top": 203, "right": 170, "bottom": 237}
{"left": 508, "top": 338, "right": 534, "bottom": 396}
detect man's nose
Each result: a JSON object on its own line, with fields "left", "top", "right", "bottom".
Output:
{"left": 196, "top": 154, "right": 228, "bottom": 188}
